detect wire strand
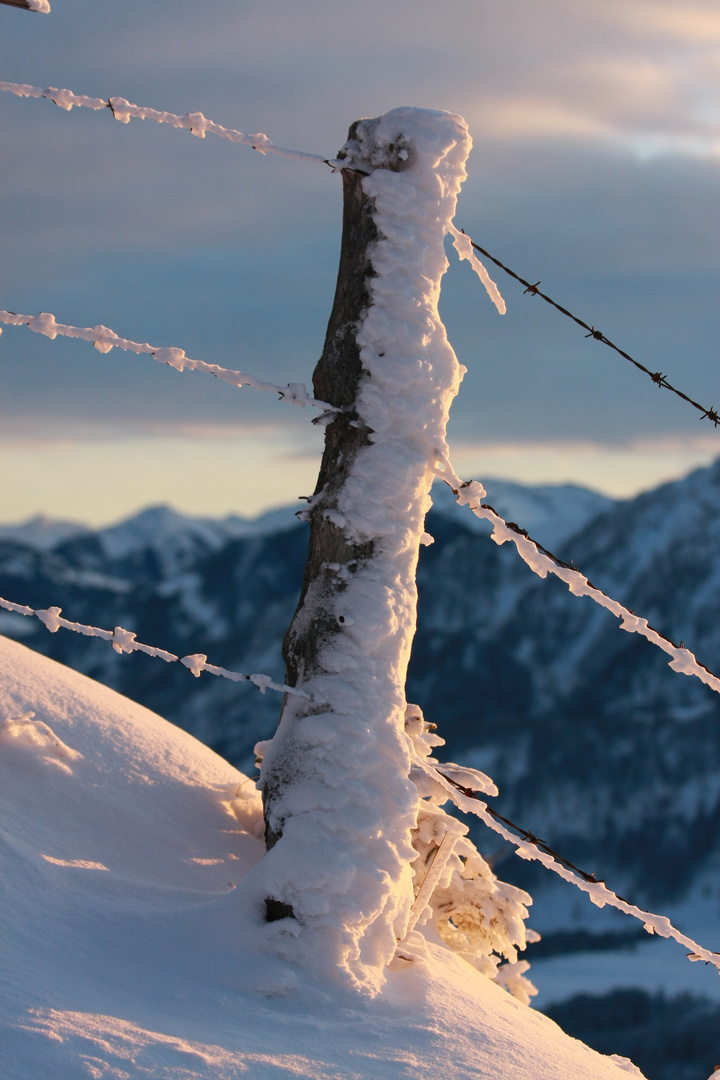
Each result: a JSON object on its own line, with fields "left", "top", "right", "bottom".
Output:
{"left": 0, "top": 0, "right": 49, "bottom": 10}
{"left": 434, "top": 460, "right": 720, "bottom": 700}
{"left": 0, "top": 81, "right": 341, "bottom": 168}
{"left": 0, "top": 309, "right": 336, "bottom": 412}
{"left": 411, "top": 751, "right": 720, "bottom": 973}
{"left": 0, "top": 595, "right": 308, "bottom": 700}
{"left": 459, "top": 230, "right": 719, "bottom": 427}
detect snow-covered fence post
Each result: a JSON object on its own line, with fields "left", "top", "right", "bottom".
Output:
{"left": 255, "top": 108, "right": 472, "bottom": 991}
{"left": 262, "top": 119, "right": 405, "bottom": 854}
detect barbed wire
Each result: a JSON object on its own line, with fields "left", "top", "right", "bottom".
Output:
{"left": 434, "top": 460, "right": 720, "bottom": 699}
{"left": 0, "top": 595, "right": 308, "bottom": 700}
{"left": 0, "top": 0, "right": 49, "bottom": 11}
{"left": 0, "top": 82, "right": 341, "bottom": 167}
{"left": 0, "top": 310, "right": 336, "bottom": 412}
{"left": 5, "top": 313, "right": 717, "bottom": 705}
{"left": 411, "top": 752, "right": 720, "bottom": 973}
{"left": 4, "top": 77, "right": 715, "bottom": 435}
{"left": 458, "top": 230, "right": 720, "bottom": 427}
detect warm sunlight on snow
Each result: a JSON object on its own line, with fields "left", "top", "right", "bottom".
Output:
{"left": 0, "top": 637, "right": 645, "bottom": 1079}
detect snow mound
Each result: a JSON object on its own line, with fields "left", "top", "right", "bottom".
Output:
{"left": 0, "top": 636, "right": 645, "bottom": 1078}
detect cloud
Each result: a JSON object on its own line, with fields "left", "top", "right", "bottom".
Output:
{"left": 0, "top": 418, "right": 315, "bottom": 447}
{"left": 579, "top": 0, "right": 720, "bottom": 43}
{"left": 3, "top": 0, "right": 720, "bottom": 522}
{"left": 467, "top": 49, "right": 720, "bottom": 161}
{"left": 3, "top": 429, "right": 716, "bottom": 528}
{"left": 471, "top": 99, "right": 614, "bottom": 142}
{"left": 0, "top": 428, "right": 323, "bottom": 525}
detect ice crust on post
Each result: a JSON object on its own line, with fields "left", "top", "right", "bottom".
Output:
{"left": 253, "top": 108, "right": 486, "bottom": 992}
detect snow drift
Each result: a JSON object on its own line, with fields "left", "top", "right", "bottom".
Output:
{"left": 0, "top": 636, "right": 646, "bottom": 1078}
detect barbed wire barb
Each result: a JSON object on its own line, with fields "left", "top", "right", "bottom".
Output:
{"left": 459, "top": 229, "right": 719, "bottom": 427}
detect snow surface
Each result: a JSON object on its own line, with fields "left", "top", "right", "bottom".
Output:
{"left": 0, "top": 591, "right": 298, "bottom": 701}
{"left": 96, "top": 504, "right": 299, "bottom": 564}
{"left": 0, "top": 636, "right": 646, "bottom": 1079}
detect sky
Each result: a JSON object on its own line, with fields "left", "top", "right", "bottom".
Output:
{"left": 1, "top": 0, "right": 720, "bottom": 525}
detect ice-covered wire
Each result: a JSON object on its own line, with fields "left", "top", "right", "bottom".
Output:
{"left": 411, "top": 750, "right": 720, "bottom": 973}
{"left": 436, "top": 461, "right": 720, "bottom": 699}
{"left": 0, "top": 595, "right": 308, "bottom": 700}
{"left": 460, "top": 230, "right": 719, "bottom": 427}
{"left": 0, "top": 81, "right": 341, "bottom": 168}
{"left": 0, "top": 310, "right": 335, "bottom": 411}
{"left": 0, "top": 0, "right": 50, "bottom": 11}
{"left": 448, "top": 225, "right": 506, "bottom": 315}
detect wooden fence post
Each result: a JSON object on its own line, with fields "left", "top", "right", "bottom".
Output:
{"left": 262, "top": 120, "right": 410, "bottom": 864}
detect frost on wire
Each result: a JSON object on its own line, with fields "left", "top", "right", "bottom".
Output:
{"left": 438, "top": 467, "right": 720, "bottom": 699}
{"left": 0, "top": 310, "right": 329, "bottom": 411}
{"left": 0, "top": 80, "right": 336, "bottom": 165}
{"left": 0, "top": 595, "right": 304, "bottom": 700}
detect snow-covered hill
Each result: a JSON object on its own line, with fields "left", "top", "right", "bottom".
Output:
{"left": 0, "top": 636, "right": 644, "bottom": 1080}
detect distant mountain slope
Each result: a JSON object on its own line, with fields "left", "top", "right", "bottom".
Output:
{"left": 414, "top": 465, "right": 720, "bottom": 904}
{"left": 0, "top": 478, "right": 608, "bottom": 762}
{"left": 2, "top": 468, "right": 719, "bottom": 914}
{"left": 0, "top": 514, "right": 91, "bottom": 550}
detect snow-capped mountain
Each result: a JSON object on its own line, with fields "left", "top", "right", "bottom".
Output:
{"left": 0, "top": 514, "right": 91, "bottom": 550}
